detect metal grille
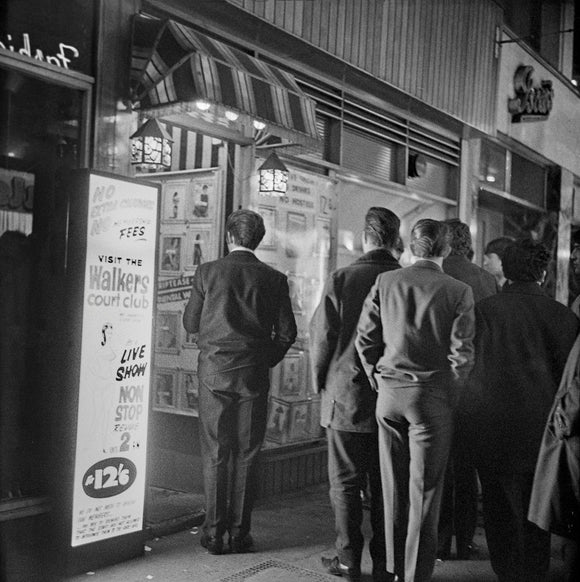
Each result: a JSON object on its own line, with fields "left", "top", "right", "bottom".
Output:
{"left": 219, "top": 559, "right": 336, "bottom": 582}
{"left": 342, "top": 128, "right": 397, "bottom": 183}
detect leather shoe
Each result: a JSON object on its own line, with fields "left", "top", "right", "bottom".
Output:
{"left": 229, "top": 534, "right": 254, "bottom": 553}
{"left": 372, "top": 564, "right": 396, "bottom": 582}
{"left": 456, "top": 543, "right": 474, "bottom": 560}
{"left": 200, "top": 534, "right": 224, "bottom": 555}
{"left": 321, "top": 556, "right": 361, "bottom": 582}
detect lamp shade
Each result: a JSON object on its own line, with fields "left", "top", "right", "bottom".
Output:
{"left": 258, "top": 152, "right": 288, "bottom": 197}
{"left": 130, "top": 118, "right": 174, "bottom": 172}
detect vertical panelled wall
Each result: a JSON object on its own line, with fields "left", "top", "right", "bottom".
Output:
{"left": 227, "top": 0, "right": 502, "bottom": 134}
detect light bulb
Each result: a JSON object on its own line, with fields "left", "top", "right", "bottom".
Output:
{"left": 195, "top": 100, "right": 211, "bottom": 111}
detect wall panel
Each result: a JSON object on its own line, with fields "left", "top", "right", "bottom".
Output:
{"left": 226, "top": 0, "right": 502, "bottom": 134}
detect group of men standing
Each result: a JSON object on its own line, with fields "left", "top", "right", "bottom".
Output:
{"left": 183, "top": 206, "right": 579, "bottom": 582}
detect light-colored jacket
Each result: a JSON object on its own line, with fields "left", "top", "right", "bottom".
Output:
{"left": 355, "top": 260, "right": 475, "bottom": 391}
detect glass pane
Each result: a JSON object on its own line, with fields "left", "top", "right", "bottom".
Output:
{"left": 511, "top": 153, "right": 546, "bottom": 208}
{"left": 480, "top": 141, "right": 506, "bottom": 191}
{"left": 0, "top": 66, "right": 84, "bottom": 499}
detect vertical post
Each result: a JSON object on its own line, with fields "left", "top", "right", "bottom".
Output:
{"left": 458, "top": 136, "right": 481, "bottom": 258}
{"left": 556, "top": 168, "right": 574, "bottom": 305}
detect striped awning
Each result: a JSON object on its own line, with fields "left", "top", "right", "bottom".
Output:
{"left": 130, "top": 15, "right": 319, "bottom": 144}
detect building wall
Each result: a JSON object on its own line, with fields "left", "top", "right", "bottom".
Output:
{"left": 496, "top": 30, "right": 580, "bottom": 177}
{"left": 226, "top": 0, "right": 502, "bottom": 134}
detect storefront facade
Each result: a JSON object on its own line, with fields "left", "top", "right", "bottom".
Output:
{"left": 4, "top": 1, "right": 579, "bottom": 575}
{"left": 0, "top": 2, "right": 96, "bottom": 579}
{"left": 100, "top": 0, "right": 502, "bottom": 500}
{"left": 476, "top": 27, "right": 580, "bottom": 305}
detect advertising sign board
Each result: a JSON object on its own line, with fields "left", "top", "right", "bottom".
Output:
{"left": 69, "top": 172, "right": 159, "bottom": 548}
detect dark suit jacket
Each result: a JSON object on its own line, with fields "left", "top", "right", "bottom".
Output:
{"left": 183, "top": 250, "right": 297, "bottom": 383}
{"left": 464, "top": 282, "right": 579, "bottom": 473}
{"left": 356, "top": 260, "right": 475, "bottom": 389}
{"left": 443, "top": 254, "right": 500, "bottom": 303}
{"left": 309, "top": 248, "right": 401, "bottom": 432}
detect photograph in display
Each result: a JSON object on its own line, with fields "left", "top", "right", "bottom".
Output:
{"left": 287, "top": 273, "right": 305, "bottom": 315}
{"left": 279, "top": 352, "right": 304, "bottom": 398}
{"left": 258, "top": 206, "right": 277, "bottom": 249}
{"left": 162, "top": 181, "right": 188, "bottom": 221}
{"left": 188, "top": 177, "right": 216, "bottom": 221}
{"left": 155, "top": 311, "right": 180, "bottom": 353}
{"left": 288, "top": 401, "right": 311, "bottom": 442}
{"left": 265, "top": 398, "right": 290, "bottom": 444}
{"left": 154, "top": 370, "right": 177, "bottom": 410}
{"left": 184, "top": 226, "right": 212, "bottom": 270}
{"left": 160, "top": 235, "right": 183, "bottom": 273}
{"left": 181, "top": 370, "right": 200, "bottom": 416}
{"left": 315, "top": 217, "right": 331, "bottom": 258}
{"left": 285, "top": 211, "right": 307, "bottom": 258}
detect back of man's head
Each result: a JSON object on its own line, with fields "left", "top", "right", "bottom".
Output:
{"left": 502, "top": 238, "right": 550, "bottom": 283}
{"left": 363, "top": 207, "right": 400, "bottom": 249}
{"left": 226, "top": 209, "right": 265, "bottom": 250}
{"left": 443, "top": 219, "right": 473, "bottom": 258}
{"left": 484, "top": 236, "right": 515, "bottom": 260}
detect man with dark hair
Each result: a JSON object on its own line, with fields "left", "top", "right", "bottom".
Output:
{"left": 483, "top": 236, "right": 515, "bottom": 289}
{"left": 183, "top": 209, "right": 297, "bottom": 555}
{"left": 463, "top": 238, "right": 579, "bottom": 582}
{"left": 438, "top": 219, "right": 499, "bottom": 560}
{"left": 310, "top": 206, "right": 401, "bottom": 582}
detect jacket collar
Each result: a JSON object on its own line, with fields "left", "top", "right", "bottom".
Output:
{"left": 225, "top": 250, "right": 259, "bottom": 262}
{"left": 355, "top": 248, "right": 400, "bottom": 266}
{"left": 502, "top": 280, "right": 547, "bottom": 297}
{"left": 411, "top": 259, "right": 443, "bottom": 272}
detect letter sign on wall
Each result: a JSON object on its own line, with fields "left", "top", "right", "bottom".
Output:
{"left": 508, "top": 65, "right": 554, "bottom": 123}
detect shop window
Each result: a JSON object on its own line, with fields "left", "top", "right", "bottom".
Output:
{"left": 480, "top": 141, "right": 507, "bottom": 191}
{"left": 407, "top": 152, "right": 458, "bottom": 201}
{"left": 511, "top": 152, "right": 547, "bottom": 208}
{"left": 1, "top": 65, "right": 85, "bottom": 502}
{"left": 0, "top": 67, "right": 83, "bottom": 236}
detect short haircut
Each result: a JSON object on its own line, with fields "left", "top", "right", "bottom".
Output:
{"left": 410, "top": 219, "right": 451, "bottom": 259}
{"left": 444, "top": 219, "right": 473, "bottom": 257}
{"left": 502, "top": 238, "right": 550, "bottom": 283}
{"left": 484, "top": 236, "right": 515, "bottom": 260}
{"left": 226, "top": 209, "right": 266, "bottom": 250}
{"left": 363, "top": 206, "right": 400, "bottom": 249}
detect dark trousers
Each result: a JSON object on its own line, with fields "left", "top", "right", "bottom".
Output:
{"left": 198, "top": 372, "right": 269, "bottom": 540}
{"left": 327, "top": 428, "right": 385, "bottom": 570}
{"left": 478, "top": 470, "right": 550, "bottom": 582}
{"left": 438, "top": 420, "right": 479, "bottom": 558}
{"left": 376, "top": 384, "right": 454, "bottom": 582}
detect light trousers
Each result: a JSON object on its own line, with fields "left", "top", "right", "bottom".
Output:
{"left": 376, "top": 384, "right": 454, "bottom": 582}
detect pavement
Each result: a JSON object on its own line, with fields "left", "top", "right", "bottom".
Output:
{"left": 64, "top": 484, "right": 573, "bottom": 582}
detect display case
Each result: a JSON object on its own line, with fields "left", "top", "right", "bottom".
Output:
{"left": 251, "top": 164, "right": 337, "bottom": 448}
{"left": 147, "top": 169, "right": 224, "bottom": 417}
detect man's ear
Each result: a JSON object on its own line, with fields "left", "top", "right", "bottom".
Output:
{"left": 539, "top": 269, "right": 547, "bottom": 284}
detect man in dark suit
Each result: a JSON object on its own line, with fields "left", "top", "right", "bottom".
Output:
{"left": 310, "top": 207, "right": 401, "bottom": 582}
{"left": 438, "top": 219, "right": 499, "bottom": 560}
{"left": 463, "top": 239, "right": 579, "bottom": 582}
{"left": 183, "top": 209, "right": 297, "bottom": 555}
